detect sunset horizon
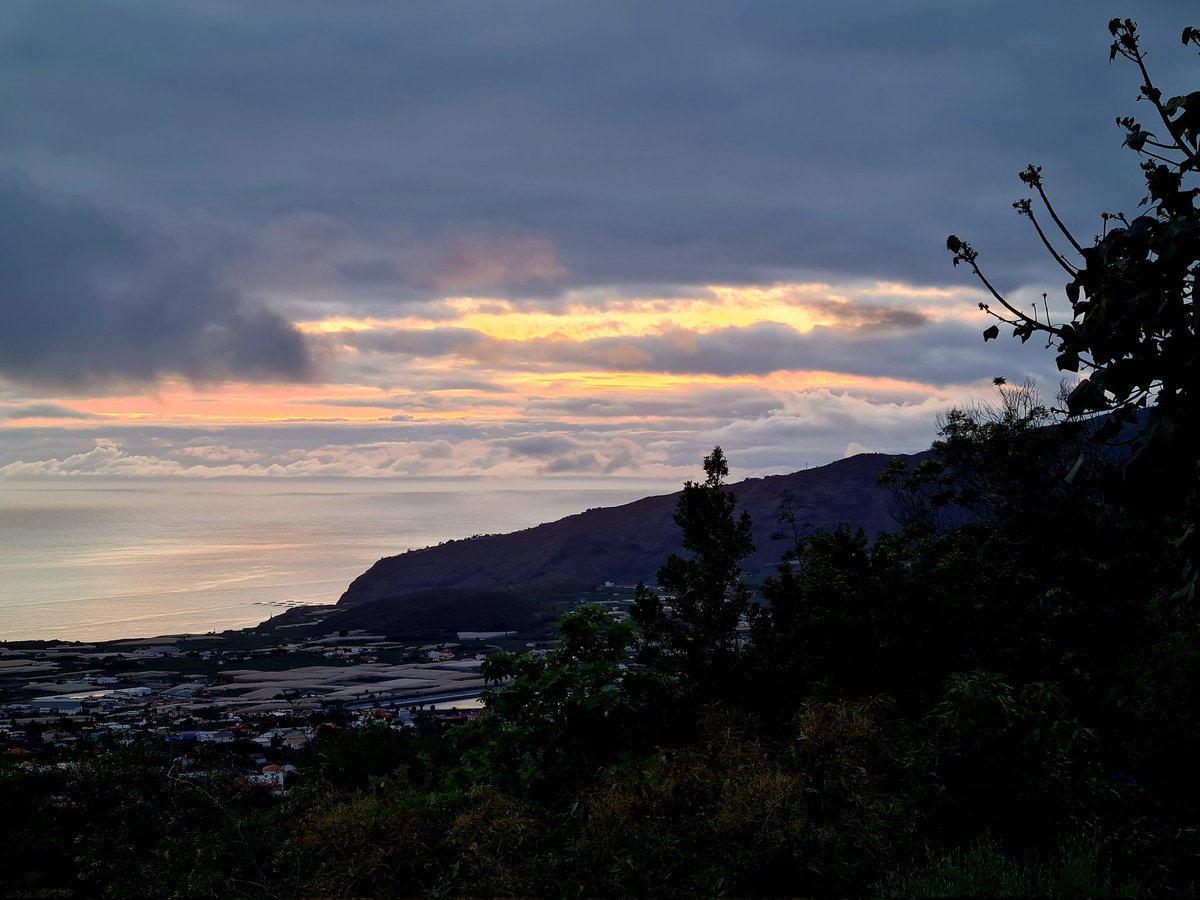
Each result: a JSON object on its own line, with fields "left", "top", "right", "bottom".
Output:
{"left": 4, "top": 4, "right": 1187, "bottom": 483}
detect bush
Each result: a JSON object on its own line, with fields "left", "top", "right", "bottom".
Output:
{"left": 877, "top": 832, "right": 1141, "bottom": 898}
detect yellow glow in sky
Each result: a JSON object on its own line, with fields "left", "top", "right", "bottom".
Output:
{"left": 6, "top": 278, "right": 986, "bottom": 431}
{"left": 293, "top": 280, "right": 979, "bottom": 348}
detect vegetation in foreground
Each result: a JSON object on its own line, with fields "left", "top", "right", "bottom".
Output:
{"left": 4, "top": 17, "right": 1200, "bottom": 898}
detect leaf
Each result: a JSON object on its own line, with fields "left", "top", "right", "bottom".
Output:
{"left": 1122, "top": 130, "right": 1156, "bottom": 151}
{"left": 983, "top": 324, "right": 1000, "bottom": 342}
{"left": 1066, "top": 378, "right": 1106, "bottom": 416}
{"left": 1055, "top": 349, "right": 1081, "bottom": 372}
{"left": 1165, "top": 94, "right": 1190, "bottom": 116}
{"left": 1091, "top": 416, "right": 1122, "bottom": 444}
{"left": 1176, "top": 105, "right": 1200, "bottom": 146}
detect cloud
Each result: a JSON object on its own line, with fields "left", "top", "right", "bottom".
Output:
{"left": 399, "top": 229, "right": 567, "bottom": 292}
{"left": 341, "top": 316, "right": 1057, "bottom": 386}
{"left": 1, "top": 3, "right": 1177, "bottom": 483}
{"left": 525, "top": 386, "right": 782, "bottom": 421}
{"left": 346, "top": 327, "right": 491, "bottom": 359}
{"left": 0, "top": 171, "right": 312, "bottom": 387}
{"left": 703, "top": 388, "right": 960, "bottom": 471}
{"left": 0, "top": 444, "right": 231, "bottom": 478}
{"left": 0, "top": 403, "right": 102, "bottom": 422}
{"left": 6, "top": 2, "right": 1190, "bottom": 302}
{"left": 0, "top": 430, "right": 657, "bottom": 480}
{"left": 174, "top": 445, "right": 270, "bottom": 464}
{"left": 495, "top": 434, "right": 586, "bottom": 461}
{"left": 0, "top": 373, "right": 1001, "bottom": 483}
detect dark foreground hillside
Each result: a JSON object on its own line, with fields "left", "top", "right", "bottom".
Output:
{"left": 340, "top": 451, "right": 913, "bottom": 605}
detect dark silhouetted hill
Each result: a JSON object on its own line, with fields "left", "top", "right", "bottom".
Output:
{"left": 338, "top": 452, "right": 917, "bottom": 607}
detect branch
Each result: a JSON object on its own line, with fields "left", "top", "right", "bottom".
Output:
{"left": 1014, "top": 198, "right": 1079, "bottom": 276}
{"left": 1019, "top": 165, "right": 1085, "bottom": 255}
{"left": 1146, "top": 137, "right": 1186, "bottom": 152}
{"left": 946, "top": 236, "right": 1067, "bottom": 338}
{"left": 1140, "top": 146, "right": 1188, "bottom": 167}
{"left": 1110, "top": 19, "right": 1200, "bottom": 167}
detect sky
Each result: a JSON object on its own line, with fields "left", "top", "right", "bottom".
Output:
{"left": 0, "top": 1, "right": 1193, "bottom": 484}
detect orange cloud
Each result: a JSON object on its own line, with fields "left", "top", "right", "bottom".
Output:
{"left": 4, "top": 277, "right": 999, "bottom": 446}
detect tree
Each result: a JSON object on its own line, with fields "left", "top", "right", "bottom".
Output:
{"left": 749, "top": 523, "right": 882, "bottom": 699}
{"left": 451, "top": 605, "right": 638, "bottom": 795}
{"left": 946, "top": 19, "right": 1200, "bottom": 597}
{"left": 631, "top": 446, "right": 755, "bottom": 701}
{"left": 878, "top": 379, "right": 1086, "bottom": 532}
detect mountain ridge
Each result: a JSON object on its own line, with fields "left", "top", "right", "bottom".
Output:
{"left": 338, "top": 451, "right": 921, "bottom": 607}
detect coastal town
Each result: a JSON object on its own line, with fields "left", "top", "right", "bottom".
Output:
{"left": 0, "top": 634, "right": 467, "bottom": 791}
{"left": 0, "top": 585, "right": 645, "bottom": 790}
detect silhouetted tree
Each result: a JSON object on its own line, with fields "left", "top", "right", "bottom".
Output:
{"left": 632, "top": 446, "right": 754, "bottom": 702}
{"left": 878, "top": 379, "right": 1087, "bottom": 532}
{"left": 452, "top": 605, "right": 638, "bottom": 795}
{"left": 947, "top": 19, "right": 1200, "bottom": 598}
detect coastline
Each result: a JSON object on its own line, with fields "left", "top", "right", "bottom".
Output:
{"left": 0, "top": 478, "right": 670, "bottom": 643}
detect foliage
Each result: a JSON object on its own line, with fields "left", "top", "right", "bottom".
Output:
{"left": 877, "top": 832, "right": 1141, "bottom": 899}
{"left": 749, "top": 523, "right": 885, "bottom": 699}
{"left": 923, "top": 672, "right": 1100, "bottom": 846}
{"left": 753, "top": 498, "right": 1168, "bottom": 713}
{"left": 756, "top": 382, "right": 1111, "bottom": 706}
{"left": 284, "top": 784, "right": 439, "bottom": 898}
{"left": 632, "top": 445, "right": 755, "bottom": 702}
{"left": 878, "top": 379, "right": 1087, "bottom": 531}
{"left": 6, "top": 22, "right": 1200, "bottom": 898}
{"left": 556, "top": 704, "right": 924, "bottom": 896}
{"left": 451, "top": 603, "right": 638, "bottom": 795}
{"left": 947, "top": 18, "right": 1200, "bottom": 596}
{"left": 435, "top": 787, "right": 548, "bottom": 895}
{"left": 0, "top": 757, "right": 77, "bottom": 896}
{"left": 304, "top": 722, "right": 448, "bottom": 794}
{"left": 0, "top": 740, "right": 279, "bottom": 898}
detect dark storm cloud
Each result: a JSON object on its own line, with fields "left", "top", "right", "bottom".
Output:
{"left": 0, "top": 172, "right": 312, "bottom": 386}
{"left": 4, "top": 1, "right": 1192, "bottom": 302}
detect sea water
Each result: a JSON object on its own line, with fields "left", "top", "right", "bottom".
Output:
{"left": 0, "top": 478, "right": 671, "bottom": 642}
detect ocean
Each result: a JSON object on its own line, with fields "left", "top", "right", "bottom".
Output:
{"left": 0, "top": 478, "right": 672, "bottom": 642}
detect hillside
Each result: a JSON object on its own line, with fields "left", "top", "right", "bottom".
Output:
{"left": 315, "top": 588, "right": 548, "bottom": 640}
{"left": 338, "top": 451, "right": 915, "bottom": 606}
